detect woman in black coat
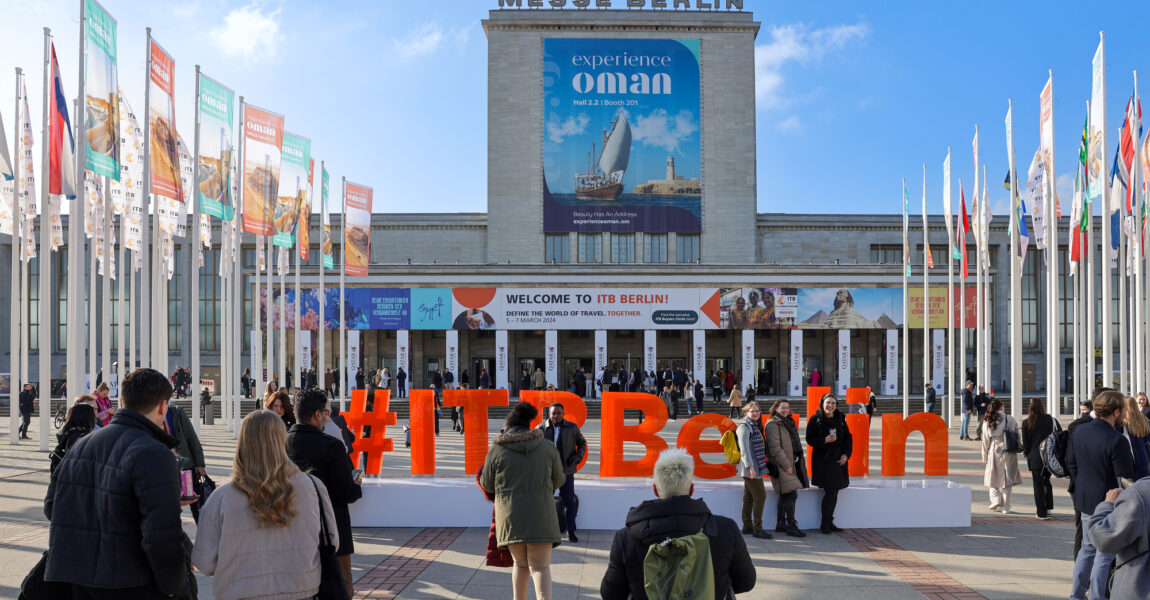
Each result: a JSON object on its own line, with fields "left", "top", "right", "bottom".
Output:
{"left": 805, "top": 393, "right": 852, "bottom": 534}
{"left": 1020, "top": 397, "right": 1055, "bottom": 519}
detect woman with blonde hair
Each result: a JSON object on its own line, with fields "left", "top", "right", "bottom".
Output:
{"left": 736, "top": 401, "right": 775, "bottom": 538}
{"left": 981, "top": 398, "right": 1022, "bottom": 513}
{"left": 193, "top": 410, "right": 337, "bottom": 600}
{"left": 1122, "top": 396, "right": 1150, "bottom": 479}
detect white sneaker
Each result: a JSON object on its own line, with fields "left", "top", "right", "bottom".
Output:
{"left": 1000, "top": 508, "right": 1012, "bottom": 514}
{"left": 988, "top": 504, "right": 1002, "bottom": 512}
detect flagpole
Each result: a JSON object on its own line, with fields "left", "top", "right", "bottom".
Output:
{"left": 266, "top": 232, "right": 272, "bottom": 392}
{"left": 294, "top": 229, "right": 300, "bottom": 393}
{"left": 1007, "top": 99, "right": 1023, "bottom": 420}
{"left": 959, "top": 179, "right": 967, "bottom": 411}
{"left": 9, "top": 67, "right": 23, "bottom": 445}
{"left": 190, "top": 64, "right": 202, "bottom": 432}
{"left": 88, "top": 204, "right": 97, "bottom": 390}
{"left": 340, "top": 176, "right": 347, "bottom": 413}
{"left": 983, "top": 167, "right": 992, "bottom": 396}
{"left": 279, "top": 248, "right": 286, "bottom": 392}
{"left": 1098, "top": 32, "right": 1113, "bottom": 387}
{"left": 1073, "top": 226, "right": 1080, "bottom": 404}
{"left": 1134, "top": 70, "right": 1145, "bottom": 394}
{"left": 140, "top": 26, "right": 153, "bottom": 376}
{"left": 69, "top": 4, "right": 87, "bottom": 410}
{"left": 945, "top": 150, "right": 955, "bottom": 427}
{"left": 902, "top": 177, "right": 909, "bottom": 417}
{"left": 974, "top": 127, "right": 984, "bottom": 393}
{"left": 42, "top": 27, "right": 57, "bottom": 452}
{"left": 1119, "top": 229, "right": 1128, "bottom": 393}
{"left": 921, "top": 164, "right": 930, "bottom": 411}
{"left": 116, "top": 215, "right": 124, "bottom": 395}
{"left": 100, "top": 178, "right": 111, "bottom": 396}
{"left": 232, "top": 97, "right": 242, "bottom": 435}
{"left": 318, "top": 161, "right": 326, "bottom": 403}
{"left": 1046, "top": 70, "right": 1060, "bottom": 417}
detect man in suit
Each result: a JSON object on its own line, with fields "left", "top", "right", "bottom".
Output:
{"left": 1067, "top": 390, "right": 1135, "bottom": 600}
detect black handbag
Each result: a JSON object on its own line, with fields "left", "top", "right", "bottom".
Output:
{"left": 310, "top": 479, "right": 348, "bottom": 600}
{"left": 19, "top": 551, "right": 72, "bottom": 600}
{"left": 1004, "top": 426, "right": 1024, "bottom": 454}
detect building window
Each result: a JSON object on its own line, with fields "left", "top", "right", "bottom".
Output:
{"left": 870, "top": 245, "right": 902, "bottom": 264}
{"left": 109, "top": 248, "right": 129, "bottom": 350}
{"left": 168, "top": 246, "right": 184, "bottom": 352}
{"left": 1058, "top": 247, "right": 1071, "bottom": 349}
{"left": 243, "top": 248, "right": 255, "bottom": 344}
{"left": 577, "top": 233, "right": 601, "bottom": 263}
{"left": 545, "top": 234, "right": 569, "bottom": 264}
{"left": 610, "top": 233, "right": 635, "bottom": 263}
{"left": 676, "top": 234, "right": 700, "bottom": 263}
{"left": 200, "top": 248, "right": 221, "bottom": 351}
{"left": 26, "top": 256, "right": 39, "bottom": 351}
{"left": 56, "top": 250, "right": 67, "bottom": 351}
{"left": 644, "top": 233, "right": 668, "bottom": 263}
{"left": 1022, "top": 248, "right": 1038, "bottom": 349}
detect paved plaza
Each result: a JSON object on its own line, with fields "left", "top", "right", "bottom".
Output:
{"left": 0, "top": 405, "right": 1075, "bottom": 599}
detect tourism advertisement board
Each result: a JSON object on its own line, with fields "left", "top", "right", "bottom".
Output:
{"left": 794, "top": 288, "right": 903, "bottom": 329}
{"left": 343, "top": 182, "right": 372, "bottom": 276}
{"left": 196, "top": 73, "right": 235, "bottom": 220}
{"left": 241, "top": 104, "right": 284, "bottom": 235}
{"left": 273, "top": 133, "right": 310, "bottom": 248}
{"left": 542, "top": 38, "right": 702, "bottom": 233}
{"left": 85, "top": 0, "right": 120, "bottom": 179}
{"left": 148, "top": 40, "right": 180, "bottom": 200}
{"left": 908, "top": 286, "right": 977, "bottom": 328}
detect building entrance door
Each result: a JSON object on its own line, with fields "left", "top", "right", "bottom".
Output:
{"left": 754, "top": 358, "right": 776, "bottom": 395}
{"left": 563, "top": 357, "right": 593, "bottom": 396}
{"left": 469, "top": 358, "right": 493, "bottom": 388}
{"left": 519, "top": 358, "right": 544, "bottom": 390}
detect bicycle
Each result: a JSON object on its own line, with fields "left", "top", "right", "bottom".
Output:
{"left": 53, "top": 405, "right": 66, "bottom": 429}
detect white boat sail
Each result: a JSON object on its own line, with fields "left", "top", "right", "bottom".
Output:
{"left": 574, "top": 114, "right": 631, "bottom": 201}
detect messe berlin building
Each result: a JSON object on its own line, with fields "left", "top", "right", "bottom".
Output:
{"left": 1, "top": 6, "right": 1100, "bottom": 401}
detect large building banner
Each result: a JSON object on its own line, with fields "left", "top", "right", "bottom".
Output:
{"left": 196, "top": 73, "right": 235, "bottom": 220}
{"left": 542, "top": 38, "right": 702, "bottom": 233}
{"left": 241, "top": 104, "right": 283, "bottom": 236}
{"left": 148, "top": 40, "right": 180, "bottom": 200}
{"left": 85, "top": 0, "right": 120, "bottom": 179}
{"left": 343, "top": 182, "right": 372, "bottom": 276}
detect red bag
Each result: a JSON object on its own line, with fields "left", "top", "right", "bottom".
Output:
{"left": 476, "top": 468, "right": 513, "bottom": 568}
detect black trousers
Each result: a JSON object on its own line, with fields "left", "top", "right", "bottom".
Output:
{"left": 1030, "top": 466, "right": 1053, "bottom": 518}
{"left": 1074, "top": 508, "right": 1083, "bottom": 559}
{"left": 776, "top": 490, "right": 797, "bottom": 527}
{"left": 72, "top": 585, "right": 168, "bottom": 600}
{"left": 821, "top": 487, "right": 840, "bottom": 526}
{"left": 19, "top": 411, "right": 31, "bottom": 436}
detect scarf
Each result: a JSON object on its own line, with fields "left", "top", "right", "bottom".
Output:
{"left": 744, "top": 416, "right": 769, "bottom": 474}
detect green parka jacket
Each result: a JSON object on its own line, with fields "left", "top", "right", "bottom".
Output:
{"left": 480, "top": 427, "right": 566, "bottom": 547}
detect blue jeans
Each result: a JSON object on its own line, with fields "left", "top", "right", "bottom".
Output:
{"left": 1070, "top": 509, "right": 1114, "bottom": 599}
{"left": 558, "top": 472, "right": 577, "bottom": 533}
{"left": 960, "top": 411, "right": 971, "bottom": 438}
{"left": 925, "top": 400, "right": 937, "bottom": 414}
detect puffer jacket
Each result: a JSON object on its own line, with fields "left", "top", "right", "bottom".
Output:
{"left": 43, "top": 409, "right": 186, "bottom": 596}
{"left": 599, "top": 495, "right": 756, "bottom": 600}
{"left": 480, "top": 427, "right": 565, "bottom": 547}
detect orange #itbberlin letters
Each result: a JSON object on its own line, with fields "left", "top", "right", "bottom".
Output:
{"left": 341, "top": 389, "right": 949, "bottom": 478}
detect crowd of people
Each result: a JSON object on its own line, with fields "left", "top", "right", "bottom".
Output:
{"left": 28, "top": 357, "right": 1150, "bottom": 599}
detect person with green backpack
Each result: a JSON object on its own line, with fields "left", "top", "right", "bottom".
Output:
{"left": 600, "top": 448, "right": 756, "bottom": 600}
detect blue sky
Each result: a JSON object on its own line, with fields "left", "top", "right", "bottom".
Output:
{"left": 2, "top": 0, "right": 1149, "bottom": 215}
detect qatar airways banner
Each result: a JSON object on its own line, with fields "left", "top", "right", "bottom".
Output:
{"left": 542, "top": 38, "right": 702, "bottom": 233}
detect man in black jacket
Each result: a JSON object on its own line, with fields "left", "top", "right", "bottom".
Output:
{"left": 1067, "top": 398, "right": 1097, "bottom": 559}
{"left": 18, "top": 383, "right": 34, "bottom": 439}
{"left": 288, "top": 389, "right": 363, "bottom": 598}
{"left": 44, "top": 368, "right": 187, "bottom": 599}
{"left": 973, "top": 386, "right": 991, "bottom": 440}
{"left": 959, "top": 382, "right": 975, "bottom": 440}
{"left": 1067, "top": 390, "right": 1135, "bottom": 600}
{"left": 601, "top": 448, "right": 755, "bottom": 599}
{"left": 539, "top": 403, "right": 588, "bottom": 543}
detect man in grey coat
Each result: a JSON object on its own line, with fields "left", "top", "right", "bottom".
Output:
{"left": 1085, "top": 481, "right": 1150, "bottom": 600}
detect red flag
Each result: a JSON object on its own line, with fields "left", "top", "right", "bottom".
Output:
{"left": 960, "top": 186, "right": 971, "bottom": 279}
{"left": 48, "top": 44, "right": 76, "bottom": 198}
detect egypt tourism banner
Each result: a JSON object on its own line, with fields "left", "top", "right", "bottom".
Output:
{"left": 148, "top": 40, "right": 180, "bottom": 200}
{"left": 793, "top": 288, "right": 904, "bottom": 329}
{"left": 196, "top": 73, "right": 235, "bottom": 220}
{"left": 542, "top": 38, "right": 702, "bottom": 233}
{"left": 343, "top": 182, "right": 372, "bottom": 276}
{"left": 272, "top": 132, "right": 310, "bottom": 248}
{"left": 241, "top": 104, "right": 283, "bottom": 235}
{"left": 84, "top": 0, "right": 120, "bottom": 179}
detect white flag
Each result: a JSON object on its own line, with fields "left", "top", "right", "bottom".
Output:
{"left": 1027, "top": 149, "right": 1047, "bottom": 250}
{"left": 19, "top": 87, "right": 36, "bottom": 261}
{"left": 118, "top": 94, "right": 145, "bottom": 256}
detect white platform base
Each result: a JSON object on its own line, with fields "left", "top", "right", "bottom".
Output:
{"left": 349, "top": 477, "right": 971, "bottom": 530}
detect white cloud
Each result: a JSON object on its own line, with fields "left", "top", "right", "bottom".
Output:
{"left": 393, "top": 21, "right": 471, "bottom": 60}
{"left": 777, "top": 115, "right": 803, "bottom": 133}
{"left": 754, "top": 21, "right": 870, "bottom": 111}
{"left": 546, "top": 114, "right": 590, "bottom": 144}
{"left": 209, "top": 2, "right": 282, "bottom": 63}
{"left": 631, "top": 109, "right": 698, "bottom": 153}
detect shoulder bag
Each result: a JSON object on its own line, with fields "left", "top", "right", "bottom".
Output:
{"left": 1003, "top": 417, "right": 1023, "bottom": 454}
{"left": 310, "top": 478, "right": 349, "bottom": 600}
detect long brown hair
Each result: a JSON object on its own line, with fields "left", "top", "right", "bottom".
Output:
{"left": 1125, "top": 396, "right": 1149, "bottom": 438}
{"left": 985, "top": 398, "right": 1004, "bottom": 429}
{"left": 231, "top": 410, "right": 299, "bottom": 527}
{"left": 1026, "top": 398, "right": 1046, "bottom": 430}
{"left": 265, "top": 390, "right": 293, "bottom": 416}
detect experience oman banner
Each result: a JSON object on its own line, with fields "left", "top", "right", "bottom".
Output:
{"left": 542, "top": 38, "right": 702, "bottom": 233}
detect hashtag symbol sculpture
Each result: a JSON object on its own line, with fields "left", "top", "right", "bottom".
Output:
{"left": 344, "top": 389, "right": 397, "bottom": 475}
